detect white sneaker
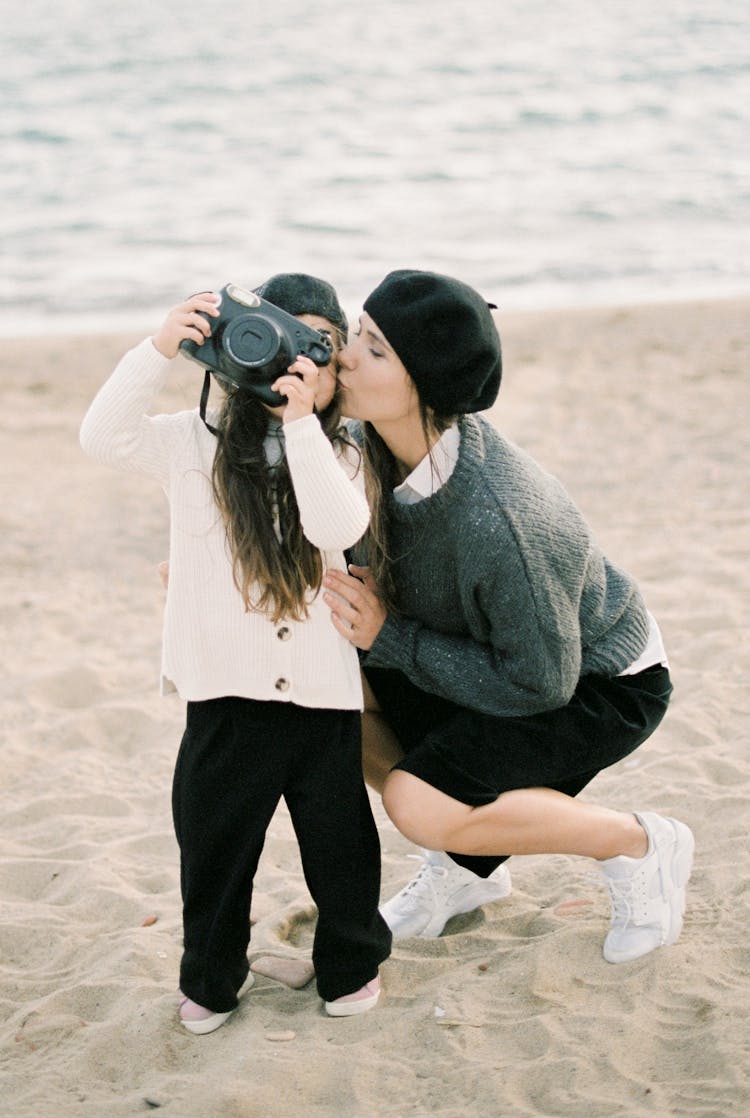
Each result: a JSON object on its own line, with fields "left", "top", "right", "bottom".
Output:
{"left": 380, "top": 849, "right": 512, "bottom": 939}
{"left": 600, "top": 812, "right": 694, "bottom": 964}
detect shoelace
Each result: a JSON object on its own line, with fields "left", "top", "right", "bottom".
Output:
{"left": 606, "top": 869, "right": 654, "bottom": 925}
{"left": 400, "top": 854, "right": 449, "bottom": 897}
{"left": 605, "top": 877, "right": 636, "bottom": 925}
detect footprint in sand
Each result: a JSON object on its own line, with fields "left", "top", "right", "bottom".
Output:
{"left": 272, "top": 905, "right": 318, "bottom": 948}
{"left": 29, "top": 664, "right": 113, "bottom": 710}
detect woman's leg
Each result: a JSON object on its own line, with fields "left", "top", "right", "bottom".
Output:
{"left": 382, "top": 667, "right": 675, "bottom": 866}
{"left": 382, "top": 772, "right": 648, "bottom": 859}
{"left": 382, "top": 771, "right": 694, "bottom": 964}
{"left": 361, "top": 673, "right": 405, "bottom": 793}
{"left": 376, "top": 667, "right": 692, "bottom": 959}
{"left": 361, "top": 670, "right": 512, "bottom": 938}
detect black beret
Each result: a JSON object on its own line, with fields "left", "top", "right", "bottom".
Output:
{"left": 363, "top": 269, "right": 501, "bottom": 414}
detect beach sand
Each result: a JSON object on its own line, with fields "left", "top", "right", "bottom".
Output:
{"left": 1, "top": 297, "right": 749, "bottom": 1117}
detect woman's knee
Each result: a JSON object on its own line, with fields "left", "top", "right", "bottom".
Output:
{"left": 382, "top": 770, "right": 467, "bottom": 849}
{"left": 382, "top": 771, "right": 427, "bottom": 843}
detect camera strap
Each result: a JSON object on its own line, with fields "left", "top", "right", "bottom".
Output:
{"left": 199, "top": 369, "right": 218, "bottom": 436}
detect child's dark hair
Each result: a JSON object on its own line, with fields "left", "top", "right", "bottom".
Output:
{"left": 211, "top": 275, "right": 354, "bottom": 622}
{"left": 212, "top": 385, "right": 355, "bottom": 623}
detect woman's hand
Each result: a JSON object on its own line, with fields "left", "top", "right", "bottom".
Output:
{"left": 152, "top": 292, "right": 220, "bottom": 359}
{"left": 323, "top": 565, "right": 387, "bottom": 650}
{"left": 272, "top": 356, "right": 320, "bottom": 423}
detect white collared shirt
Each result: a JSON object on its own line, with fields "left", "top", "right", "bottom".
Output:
{"left": 393, "top": 424, "right": 667, "bottom": 673}
{"left": 393, "top": 424, "right": 461, "bottom": 505}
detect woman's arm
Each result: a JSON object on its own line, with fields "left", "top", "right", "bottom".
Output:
{"left": 324, "top": 564, "right": 581, "bottom": 719}
{"left": 367, "top": 614, "right": 579, "bottom": 718}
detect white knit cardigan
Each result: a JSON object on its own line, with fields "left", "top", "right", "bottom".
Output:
{"left": 80, "top": 338, "right": 368, "bottom": 710}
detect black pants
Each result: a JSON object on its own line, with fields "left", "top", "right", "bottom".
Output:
{"left": 365, "top": 663, "right": 673, "bottom": 879}
{"left": 172, "top": 697, "right": 391, "bottom": 1011}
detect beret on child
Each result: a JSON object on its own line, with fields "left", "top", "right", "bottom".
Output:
{"left": 363, "top": 269, "right": 501, "bottom": 414}
{"left": 255, "top": 273, "right": 349, "bottom": 344}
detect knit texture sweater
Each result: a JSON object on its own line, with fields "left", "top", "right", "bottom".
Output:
{"left": 80, "top": 338, "right": 368, "bottom": 709}
{"left": 362, "top": 414, "right": 651, "bottom": 718}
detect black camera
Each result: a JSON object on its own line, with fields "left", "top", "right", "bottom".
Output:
{"left": 179, "top": 283, "right": 334, "bottom": 406}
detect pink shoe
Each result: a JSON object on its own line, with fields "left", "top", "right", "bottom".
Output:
{"left": 324, "top": 976, "right": 380, "bottom": 1017}
{"left": 177, "top": 974, "right": 254, "bottom": 1035}
{"left": 179, "top": 997, "right": 233, "bottom": 1035}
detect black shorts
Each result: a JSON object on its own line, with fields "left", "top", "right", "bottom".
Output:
{"left": 364, "top": 663, "right": 673, "bottom": 807}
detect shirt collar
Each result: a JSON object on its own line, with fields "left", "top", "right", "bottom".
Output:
{"left": 393, "top": 423, "right": 460, "bottom": 504}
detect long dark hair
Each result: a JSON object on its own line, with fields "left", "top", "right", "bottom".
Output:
{"left": 360, "top": 402, "right": 456, "bottom": 614}
{"left": 211, "top": 329, "right": 356, "bottom": 624}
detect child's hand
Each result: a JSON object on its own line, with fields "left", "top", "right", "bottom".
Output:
{"left": 272, "top": 356, "right": 320, "bottom": 424}
{"left": 152, "top": 292, "right": 220, "bottom": 359}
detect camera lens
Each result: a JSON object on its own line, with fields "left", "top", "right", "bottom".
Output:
{"left": 224, "top": 314, "right": 285, "bottom": 370}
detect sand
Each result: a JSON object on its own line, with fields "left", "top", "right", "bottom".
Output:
{"left": 1, "top": 297, "right": 749, "bottom": 1117}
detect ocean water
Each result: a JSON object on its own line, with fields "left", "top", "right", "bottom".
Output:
{"left": 2, "top": 0, "right": 749, "bottom": 335}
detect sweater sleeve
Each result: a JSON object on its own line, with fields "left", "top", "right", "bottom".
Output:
{"left": 79, "top": 338, "right": 186, "bottom": 486}
{"left": 283, "top": 415, "right": 369, "bottom": 551}
{"left": 365, "top": 548, "right": 582, "bottom": 718}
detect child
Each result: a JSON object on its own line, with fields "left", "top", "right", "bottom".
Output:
{"left": 80, "top": 274, "right": 391, "bottom": 1034}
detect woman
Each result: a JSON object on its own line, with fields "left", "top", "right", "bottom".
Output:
{"left": 323, "top": 268, "right": 693, "bottom": 964}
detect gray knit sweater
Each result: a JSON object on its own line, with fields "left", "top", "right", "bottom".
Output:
{"left": 362, "top": 414, "right": 650, "bottom": 718}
